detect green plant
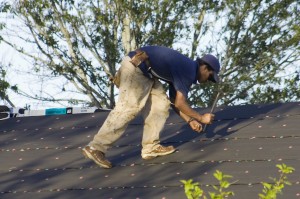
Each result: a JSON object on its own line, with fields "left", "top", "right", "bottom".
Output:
{"left": 181, "top": 170, "right": 234, "bottom": 199}
{"left": 209, "top": 170, "right": 235, "bottom": 199}
{"left": 181, "top": 164, "right": 294, "bottom": 199}
{"left": 258, "top": 164, "right": 295, "bottom": 199}
{"left": 181, "top": 179, "right": 205, "bottom": 199}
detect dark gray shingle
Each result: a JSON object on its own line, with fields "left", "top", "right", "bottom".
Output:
{"left": 1, "top": 102, "right": 300, "bottom": 199}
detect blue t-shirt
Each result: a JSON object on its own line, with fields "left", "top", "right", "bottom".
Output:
{"left": 129, "top": 46, "right": 199, "bottom": 99}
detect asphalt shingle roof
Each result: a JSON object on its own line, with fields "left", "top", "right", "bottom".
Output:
{"left": 0, "top": 102, "right": 300, "bottom": 199}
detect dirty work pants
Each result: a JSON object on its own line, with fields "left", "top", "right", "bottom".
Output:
{"left": 89, "top": 56, "right": 170, "bottom": 155}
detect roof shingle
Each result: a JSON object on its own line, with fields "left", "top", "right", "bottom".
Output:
{"left": 0, "top": 102, "right": 299, "bottom": 199}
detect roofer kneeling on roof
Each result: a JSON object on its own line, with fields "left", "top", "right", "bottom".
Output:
{"left": 82, "top": 46, "right": 221, "bottom": 168}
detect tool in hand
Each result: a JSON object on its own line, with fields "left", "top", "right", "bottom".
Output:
{"left": 203, "top": 92, "right": 220, "bottom": 132}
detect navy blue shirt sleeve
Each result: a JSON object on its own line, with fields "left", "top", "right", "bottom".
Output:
{"left": 171, "top": 61, "right": 197, "bottom": 98}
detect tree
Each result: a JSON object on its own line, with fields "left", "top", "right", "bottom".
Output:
{"left": 0, "top": 62, "right": 16, "bottom": 107}
{"left": 0, "top": 0, "right": 299, "bottom": 108}
{"left": 191, "top": 0, "right": 300, "bottom": 107}
{"left": 0, "top": 0, "right": 208, "bottom": 108}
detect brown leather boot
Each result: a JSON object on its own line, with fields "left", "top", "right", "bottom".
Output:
{"left": 82, "top": 146, "right": 112, "bottom": 168}
{"left": 142, "top": 145, "right": 176, "bottom": 160}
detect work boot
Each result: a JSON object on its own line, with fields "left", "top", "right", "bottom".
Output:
{"left": 142, "top": 145, "right": 176, "bottom": 160}
{"left": 82, "top": 146, "right": 112, "bottom": 169}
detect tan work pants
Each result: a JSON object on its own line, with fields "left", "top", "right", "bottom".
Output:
{"left": 89, "top": 56, "right": 170, "bottom": 155}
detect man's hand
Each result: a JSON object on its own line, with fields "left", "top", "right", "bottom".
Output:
{"left": 189, "top": 120, "right": 203, "bottom": 133}
{"left": 173, "top": 91, "right": 215, "bottom": 127}
{"left": 200, "top": 113, "right": 215, "bottom": 124}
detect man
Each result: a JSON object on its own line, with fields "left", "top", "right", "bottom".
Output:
{"left": 82, "top": 46, "right": 221, "bottom": 168}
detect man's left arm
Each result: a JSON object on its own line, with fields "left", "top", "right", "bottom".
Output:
{"left": 171, "top": 103, "right": 203, "bottom": 133}
{"left": 169, "top": 86, "right": 204, "bottom": 132}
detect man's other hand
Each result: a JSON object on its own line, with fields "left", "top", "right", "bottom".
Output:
{"left": 201, "top": 113, "right": 215, "bottom": 124}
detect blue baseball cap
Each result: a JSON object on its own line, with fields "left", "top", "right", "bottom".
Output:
{"left": 200, "top": 54, "right": 221, "bottom": 83}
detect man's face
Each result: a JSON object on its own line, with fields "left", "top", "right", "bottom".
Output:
{"left": 197, "top": 65, "right": 214, "bottom": 83}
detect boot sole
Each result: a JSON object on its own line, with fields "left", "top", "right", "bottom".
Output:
{"left": 82, "top": 148, "right": 112, "bottom": 169}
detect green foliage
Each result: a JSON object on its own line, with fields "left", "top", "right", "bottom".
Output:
{"left": 0, "top": 63, "right": 17, "bottom": 106}
{"left": 228, "top": 0, "right": 299, "bottom": 104}
{"left": 190, "top": 0, "right": 300, "bottom": 107}
{"left": 181, "top": 164, "right": 294, "bottom": 199}
{"left": 181, "top": 170, "right": 234, "bottom": 199}
{"left": 0, "top": 1, "right": 11, "bottom": 13}
{"left": 0, "top": 68, "right": 10, "bottom": 99}
{"left": 258, "top": 164, "right": 295, "bottom": 199}
{"left": 180, "top": 179, "right": 205, "bottom": 199}
{"left": 210, "top": 170, "right": 235, "bottom": 199}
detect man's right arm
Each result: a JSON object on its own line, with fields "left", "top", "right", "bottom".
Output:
{"left": 169, "top": 90, "right": 214, "bottom": 124}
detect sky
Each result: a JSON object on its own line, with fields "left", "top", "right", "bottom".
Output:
{"left": 0, "top": 0, "right": 91, "bottom": 110}
{"left": 0, "top": 42, "right": 90, "bottom": 109}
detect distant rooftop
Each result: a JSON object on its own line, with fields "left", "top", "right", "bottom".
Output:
{"left": 0, "top": 102, "right": 300, "bottom": 199}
